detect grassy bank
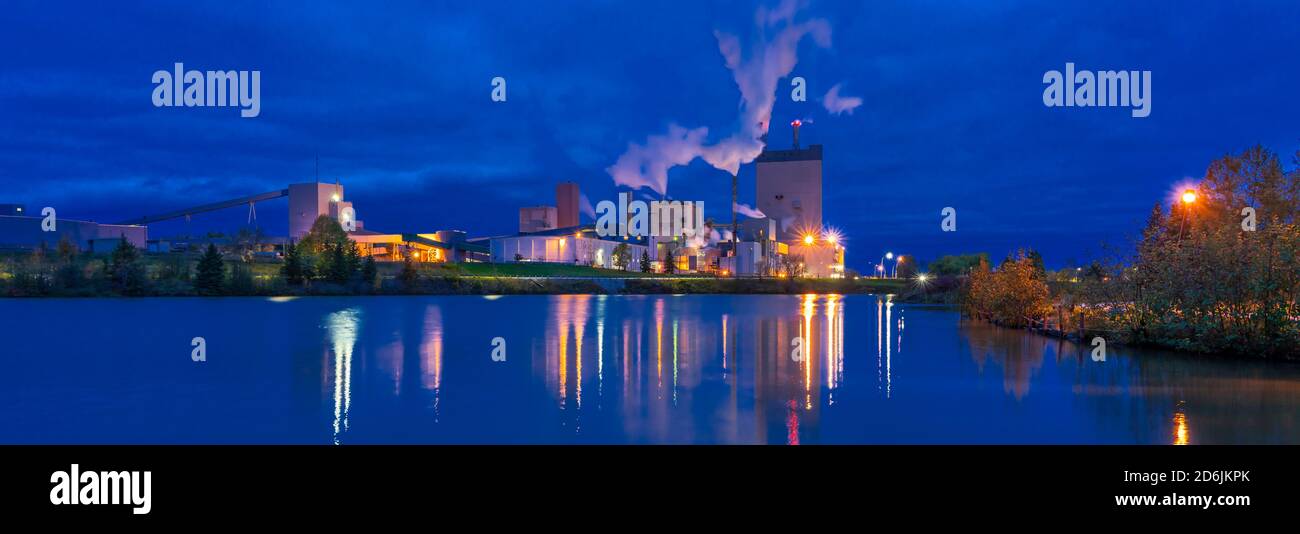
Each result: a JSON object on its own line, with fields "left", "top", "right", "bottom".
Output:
{"left": 3, "top": 250, "right": 934, "bottom": 298}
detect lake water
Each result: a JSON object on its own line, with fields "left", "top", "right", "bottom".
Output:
{"left": 2, "top": 294, "right": 1298, "bottom": 444}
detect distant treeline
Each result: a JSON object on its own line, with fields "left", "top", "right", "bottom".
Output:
{"left": 960, "top": 145, "right": 1300, "bottom": 358}
{"left": 2, "top": 215, "right": 926, "bottom": 298}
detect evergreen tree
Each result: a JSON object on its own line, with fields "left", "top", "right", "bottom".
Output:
{"left": 361, "top": 255, "right": 378, "bottom": 290}
{"left": 327, "top": 242, "right": 350, "bottom": 284}
{"left": 109, "top": 236, "right": 147, "bottom": 295}
{"left": 344, "top": 242, "right": 362, "bottom": 281}
{"left": 194, "top": 243, "right": 226, "bottom": 295}
{"left": 398, "top": 255, "right": 420, "bottom": 290}
{"left": 639, "top": 251, "right": 651, "bottom": 273}
{"left": 664, "top": 248, "right": 676, "bottom": 274}
{"left": 282, "top": 241, "right": 306, "bottom": 286}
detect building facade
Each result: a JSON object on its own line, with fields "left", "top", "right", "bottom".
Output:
{"left": 756, "top": 144, "right": 823, "bottom": 240}
{"left": 519, "top": 205, "right": 557, "bottom": 233}
{"left": 0, "top": 215, "right": 146, "bottom": 251}
{"left": 289, "top": 182, "right": 357, "bottom": 240}
{"left": 490, "top": 227, "right": 647, "bottom": 270}
{"left": 555, "top": 182, "right": 580, "bottom": 228}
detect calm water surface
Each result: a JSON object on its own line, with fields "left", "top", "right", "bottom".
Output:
{"left": 2, "top": 294, "right": 1298, "bottom": 444}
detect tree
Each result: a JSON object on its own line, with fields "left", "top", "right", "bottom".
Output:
{"left": 896, "top": 254, "right": 919, "bottom": 279}
{"left": 398, "top": 255, "right": 420, "bottom": 290}
{"left": 299, "top": 215, "right": 350, "bottom": 253}
{"left": 282, "top": 240, "right": 306, "bottom": 286}
{"left": 344, "top": 242, "right": 362, "bottom": 281}
{"left": 1025, "top": 249, "right": 1046, "bottom": 278}
{"left": 326, "top": 242, "right": 350, "bottom": 284}
{"left": 194, "top": 243, "right": 226, "bottom": 295}
{"left": 929, "top": 253, "right": 988, "bottom": 276}
{"left": 227, "top": 262, "right": 256, "bottom": 294}
{"left": 612, "top": 243, "right": 631, "bottom": 271}
{"left": 639, "top": 251, "right": 651, "bottom": 273}
{"left": 663, "top": 248, "right": 676, "bottom": 274}
{"left": 361, "top": 255, "right": 378, "bottom": 290}
{"left": 109, "top": 236, "right": 147, "bottom": 295}
{"left": 959, "top": 251, "right": 1050, "bottom": 328}
{"left": 299, "top": 215, "right": 351, "bottom": 280}
{"left": 783, "top": 254, "right": 806, "bottom": 278}
{"left": 56, "top": 236, "right": 77, "bottom": 262}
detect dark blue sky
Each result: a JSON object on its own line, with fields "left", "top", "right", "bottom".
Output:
{"left": 3, "top": 0, "right": 1298, "bottom": 270}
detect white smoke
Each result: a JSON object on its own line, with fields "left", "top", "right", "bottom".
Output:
{"left": 606, "top": 0, "right": 831, "bottom": 195}
{"left": 822, "top": 82, "right": 862, "bottom": 115}
{"left": 733, "top": 202, "right": 766, "bottom": 219}
{"left": 779, "top": 215, "right": 796, "bottom": 232}
{"left": 579, "top": 193, "right": 596, "bottom": 220}
{"left": 607, "top": 124, "right": 710, "bottom": 195}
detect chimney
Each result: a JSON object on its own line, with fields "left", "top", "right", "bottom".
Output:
{"left": 791, "top": 119, "right": 802, "bottom": 149}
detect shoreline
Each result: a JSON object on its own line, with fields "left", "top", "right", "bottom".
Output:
{"left": 2, "top": 275, "right": 948, "bottom": 301}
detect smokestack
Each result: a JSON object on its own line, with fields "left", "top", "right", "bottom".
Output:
{"left": 791, "top": 119, "right": 802, "bottom": 149}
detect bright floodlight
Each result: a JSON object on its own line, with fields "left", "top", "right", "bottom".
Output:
{"left": 917, "top": 273, "right": 929, "bottom": 283}
{"left": 886, "top": 252, "right": 894, "bottom": 260}
{"left": 331, "top": 193, "right": 341, "bottom": 202}
{"left": 803, "top": 234, "right": 815, "bottom": 245}
{"left": 1181, "top": 190, "right": 1197, "bottom": 204}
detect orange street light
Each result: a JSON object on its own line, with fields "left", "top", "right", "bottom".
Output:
{"left": 802, "top": 234, "right": 815, "bottom": 245}
{"left": 1181, "top": 190, "right": 1197, "bottom": 204}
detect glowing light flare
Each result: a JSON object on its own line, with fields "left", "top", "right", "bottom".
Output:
{"left": 1181, "top": 189, "right": 1197, "bottom": 204}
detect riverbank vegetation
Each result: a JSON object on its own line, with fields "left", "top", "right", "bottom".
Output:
{"left": 1, "top": 216, "right": 914, "bottom": 298}
{"left": 960, "top": 145, "right": 1300, "bottom": 358}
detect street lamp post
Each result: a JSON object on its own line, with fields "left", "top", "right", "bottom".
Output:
{"left": 879, "top": 252, "right": 893, "bottom": 279}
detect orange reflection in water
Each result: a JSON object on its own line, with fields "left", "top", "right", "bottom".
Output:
{"left": 532, "top": 294, "right": 850, "bottom": 443}
{"left": 1173, "top": 404, "right": 1190, "bottom": 445}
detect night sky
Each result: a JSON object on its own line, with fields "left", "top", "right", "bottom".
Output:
{"left": 3, "top": 0, "right": 1298, "bottom": 270}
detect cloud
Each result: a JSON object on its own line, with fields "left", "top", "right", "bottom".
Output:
{"left": 822, "top": 82, "right": 862, "bottom": 115}
{"left": 606, "top": 0, "right": 831, "bottom": 194}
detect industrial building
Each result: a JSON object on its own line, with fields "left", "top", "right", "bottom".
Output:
{"left": 0, "top": 117, "right": 849, "bottom": 277}
{"left": 756, "top": 122, "right": 823, "bottom": 240}
{"left": 718, "top": 217, "right": 787, "bottom": 276}
{"left": 519, "top": 182, "right": 581, "bottom": 234}
{"left": 490, "top": 225, "right": 647, "bottom": 270}
{"left": 555, "top": 182, "right": 580, "bottom": 228}
{"left": 789, "top": 232, "right": 846, "bottom": 278}
{"left": 289, "top": 182, "right": 358, "bottom": 239}
{"left": 0, "top": 212, "right": 146, "bottom": 252}
{"left": 518, "top": 206, "right": 557, "bottom": 233}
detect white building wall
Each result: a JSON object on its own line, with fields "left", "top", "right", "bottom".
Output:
{"left": 491, "top": 235, "right": 646, "bottom": 269}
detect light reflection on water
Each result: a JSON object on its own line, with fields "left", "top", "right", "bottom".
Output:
{"left": 4, "top": 294, "right": 1300, "bottom": 444}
